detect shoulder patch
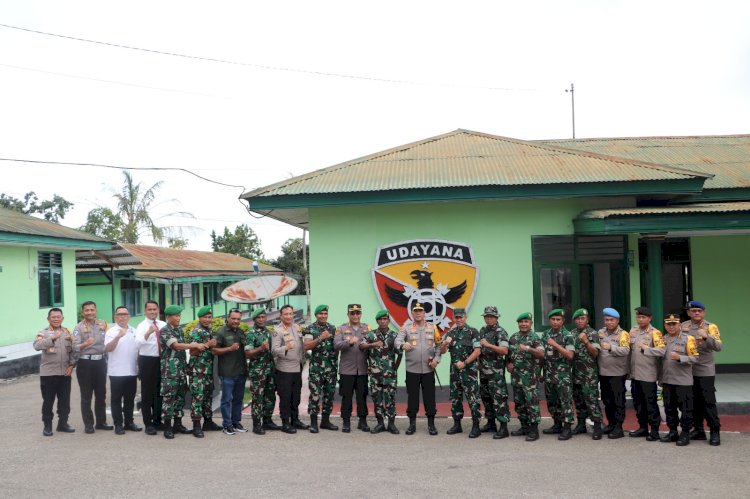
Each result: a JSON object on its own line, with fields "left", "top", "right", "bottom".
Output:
{"left": 619, "top": 331, "right": 631, "bottom": 348}
{"left": 708, "top": 324, "right": 721, "bottom": 342}
{"left": 686, "top": 335, "right": 699, "bottom": 356}
{"left": 652, "top": 330, "right": 665, "bottom": 348}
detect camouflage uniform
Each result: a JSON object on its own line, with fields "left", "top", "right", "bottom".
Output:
{"left": 508, "top": 331, "right": 543, "bottom": 426}
{"left": 478, "top": 323, "right": 511, "bottom": 424}
{"left": 571, "top": 325, "right": 602, "bottom": 423}
{"left": 444, "top": 325, "right": 481, "bottom": 420}
{"left": 541, "top": 327, "right": 576, "bottom": 425}
{"left": 159, "top": 323, "right": 188, "bottom": 420}
{"left": 364, "top": 327, "right": 399, "bottom": 420}
{"left": 302, "top": 321, "right": 338, "bottom": 417}
{"left": 188, "top": 324, "right": 214, "bottom": 420}
{"left": 245, "top": 324, "right": 276, "bottom": 421}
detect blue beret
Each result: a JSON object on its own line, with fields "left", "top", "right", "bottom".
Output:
{"left": 687, "top": 300, "right": 705, "bottom": 310}
{"left": 603, "top": 308, "right": 620, "bottom": 319}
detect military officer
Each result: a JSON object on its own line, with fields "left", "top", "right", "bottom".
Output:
{"left": 302, "top": 304, "right": 339, "bottom": 433}
{"left": 362, "top": 309, "right": 402, "bottom": 434}
{"left": 541, "top": 309, "right": 576, "bottom": 440}
{"left": 507, "top": 312, "right": 545, "bottom": 441}
{"left": 570, "top": 308, "right": 603, "bottom": 440}
{"left": 478, "top": 305, "right": 511, "bottom": 439}
{"left": 441, "top": 308, "right": 482, "bottom": 438}
{"left": 187, "top": 306, "right": 219, "bottom": 438}
{"left": 628, "top": 306, "right": 665, "bottom": 441}
{"left": 160, "top": 305, "right": 208, "bottom": 439}
{"left": 244, "top": 308, "right": 281, "bottom": 434}
{"left": 597, "top": 307, "right": 630, "bottom": 439}
{"left": 660, "top": 313, "right": 699, "bottom": 446}
{"left": 334, "top": 304, "right": 371, "bottom": 433}
{"left": 682, "top": 300, "right": 722, "bottom": 446}
{"left": 34, "top": 308, "right": 76, "bottom": 436}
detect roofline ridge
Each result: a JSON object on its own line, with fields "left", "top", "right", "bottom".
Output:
{"left": 540, "top": 133, "right": 750, "bottom": 142}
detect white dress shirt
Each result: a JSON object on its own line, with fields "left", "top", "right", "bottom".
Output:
{"left": 135, "top": 318, "right": 166, "bottom": 357}
{"left": 105, "top": 325, "right": 139, "bottom": 376}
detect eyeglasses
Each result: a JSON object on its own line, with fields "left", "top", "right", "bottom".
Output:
{"left": 688, "top": 308, "right": 704, "bottom": 313}
{"left": 349, "top": 311, "right": 362, "bottom": 315}
{"left": 115, "top": 312, "right": 130, "bottom": 316}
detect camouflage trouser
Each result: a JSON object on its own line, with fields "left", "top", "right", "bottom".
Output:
{"left": 511, "top": 371, "right": 540, "bottom": 426}
{"left": 249, "top": 369, "right": 276, "bottom": 420}
{"left": 307, "top": 367, "right": 337, "bottom": 416}
{"left": 370, "top": 375, "right": 397, "bottom": 419}
{"left": 573, "top": 374, "right": 603, "bottom": 422}
{"left": 189, "top": 372, "right": 214, "bottom": 420}
{"left": 161, "top": 372, "right": 187, "bottom": 420}
{"left": 545, "top": 374, "right": 574, "bottom": 424}
{"left": 480, "top": 372, "right": 510, "bottom": 423}
{"left": 450, "top": 366, "right": 481, "bottom": 420}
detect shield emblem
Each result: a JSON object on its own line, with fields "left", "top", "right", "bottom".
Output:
{"left": 372, "top": 239, "right": 479, "bottom": 332}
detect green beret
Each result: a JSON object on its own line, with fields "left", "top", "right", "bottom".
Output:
{"left": 548, "top": 308, "right": 564, "bottom": 319}
{"left": 375, "top": 309, "right": 389, "bottom": 320}
{"left": 314, "top": 304, "right": 329, "bottom": 316}
{"left": 516, "top": 312, "right": 532, "bottom": 322}
{"left": 250, "top": 308, "right": 266, "bottom": 320}
{"left": 196, "top": 306, "right": 212, "bottom": 317}
{"left": 572, "top": 308, "right": 589, "bottom": 320}
{"left": 164, "top": 305, "right": 183, "bottom": 316}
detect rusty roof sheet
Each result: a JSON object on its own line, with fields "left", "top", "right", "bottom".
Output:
{"left": 578, "top": 201, "right": 750, "bottom": 219}
{"left": 243, "top": 130, "right": 708, "bottom": 198}
{"left": 539, "top": 135, "right": 750, "bottom": 190}
{"left": 0, "top": 206, "right": 109, "bottom": 243}
{"left": 116, "top": 244, "right": 280, "bottom": 274}
{"left": 76, "top": 244, "right": 142, "bottom": 268}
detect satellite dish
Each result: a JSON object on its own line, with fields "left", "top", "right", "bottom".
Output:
{"left": 221, "top": 275, "right": 298, "bottom": 304}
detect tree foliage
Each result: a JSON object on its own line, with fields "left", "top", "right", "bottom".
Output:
{"left": 167, "top": 236, "right": 189, "bottom": 249}
{"left": 271, "top": 237, "right": 309, "bottom": 294}
{"left": 79, "top": 207, "right": 125, "bottom": 240}
{"left": 0, "top": 191, "right": 74, "bottom": 223}
{"left": 210, "top": 224, "right": 264, "bottom": 260}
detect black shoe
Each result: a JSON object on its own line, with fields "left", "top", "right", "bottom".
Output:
{"left": 233, "top": 423, "right": 249, "bottom": 433}
{"left": 262, "top": 418, "right": 282, "bottom": 431}
{"left": 358, "top": 417, "right": 370, "bottom": 432}
{"left": 192, "top": 420, "right": 204, "bottom": 438}
{"left": 493, "top": 422, "right": 509, "bottom": 439}
{"left": 558, "top": 423, "right": 572, "bottom": 441}
{"left": 676, "top": 431, "right": 690, "bottom": 446}
{"left": 660, "top": 429, "right": 679, "bottom": 443}
{"left": 629, "top": 427, "right": 649, "bottom": 437}
{"left": 164, "top": 420, "right": 174, "bottom": 439}
{"left": 646, "top": 428, "right": 660, "bottom": 441}
{"left": 125, "top": 423, "right": 143, "bottom": 432}
{"left": 95, "top": 423, "right": 114, "bottom": 431}
{"left": 281, "top": 420, "right": 296, "bottom": 434}
{"left": 601, "top": 423, "right": 614, "bottom": 435}
{"left": 309, "top": 415, "right": 319, "bottom": 434}
{"left": 542, "top": 422, "right": 562, "bottom": 434}
{"left": 427, "top": 416, "right": 438, "bottom": 436}
{"left": 320, "top": 414, "right": 339, "bottom": 431}
{"left": 592, "top": 422, "right": 603, "bottom": 440}
{"left": 480, "top": 419, "right": 497, "bottom": 433}
{"left": 572, "top": 420, "right": 587, "bottom": 435}
{"left": 222, "top": 425, "right": 236, "bottom": 436}
{"left": 525, "top": 424, "right": 539, "bottom": 441}
{"left": 511, "top": 426, "right": 528, "bottom": 437}
{"left": 371, "top": 417, "right": 386, "bottom": 434}
{"left": 690, "top": 428, "right": 707, "bottom": 440}
{"left": 174, "top": 419, "right": 192, "bottom": 434}
{"left": 84, "top": 426, "right": 95, "bottom": 434}
{"left": 608, "top": 425, "right": 624, "bottom": 439}
{"left": 709, "top": 429, "right": 721, "bottom": 446}
{"left": 447, "top": 418, "right": 463, "bottom": 435}
{"left": 342, "top": 418, "right": 351, "bottom": 433}
{"left": 203, "top": 418, "right": 223, "bottom": 431}
{"left": 156, "top": 422, "right": 170, "bottom": 431}
{"left": 387, "top": 417, "right": 399, "bottom": 434}
{"left": 56, "top": 422, "right": 75, "bottom": 433}
{"left": 115, "top": 426, "right": 126, "bottom": 435}
{"left": 293, "top": 419, "right": 310, "bottom": 430}
{"left": 145, "top": 426, "right": 157, "bottom": 435}
{"left": 43, "top": 423, "right": 53, "bottom": 437}
{"left": 469, "top": 419, "right": 481, "bottom": 439}
{"left": 405, "top": 418, "right": 416, "bottom": 435}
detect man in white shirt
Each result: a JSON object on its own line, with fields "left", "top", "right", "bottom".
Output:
{"left": 105, "top": 306, "right": 142, "bottom": 435}
{"left": 134, "top": 300, "right": 166, "bottom": 435}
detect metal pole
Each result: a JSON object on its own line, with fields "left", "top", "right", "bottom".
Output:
{"left": 302, "top": 228, "right": 311, "bottom": 318}
{"left": 566, "top": 83, "right": 575, "bottom": 139}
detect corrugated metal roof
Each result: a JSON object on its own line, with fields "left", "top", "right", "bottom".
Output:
{"left": 243, "top": 130, "right": 709, "bottom": 198}
{"left": 76, "top": 244, "right": 142, "bottom": 268}
{"left": 579, "top": 201, "right": 750, "bottom": 219}
{"left": 0, "top": 206, "right": 108, "bottom": 243}
{"left": 539, "top": 135, "right": 750, "bottom": 190}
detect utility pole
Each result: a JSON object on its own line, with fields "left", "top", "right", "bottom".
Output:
{"left": 565, "top": 83, "right": 575, "bottom": 139}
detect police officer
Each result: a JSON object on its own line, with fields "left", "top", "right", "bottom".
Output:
{"left": 660, "top": 313, "right": 699, "bottom": 446}
{"left": 302, "top": 305, "right": 339, "bottom": 433}
{"left": 362, "top": 309, "right": 402, "bottom": 434}
{"left": 541, "top": 309, "right": 576, "bottom": 440}
{"left": 478, "top": 306, "right": 511, "bottom": 439}
{"left": 187, "top": 306, "right": 219, "bottom": 438}
{"left": 244, "top": 308, "right": 280, "bottom": 434}
{"left": 271, "top": 304, "right": 308, "bottom": 434}
{"left": 597, "top": 308, "right": 630, "bottom": 439}
{"left": 334, "top": 304, "right": 371, "bottom": 433}
{"left": 441, "top": 308, "right": 482, "bottom": 438}
{"left": 507, "top": 312, "right": 544, "bottom": 441}
{"left": 682, "top": 300, "right": 722, "bottom": 446}
{"left": 570, "top": 308, "right": 603, "bottom": 440}
{"left": 628, "top": 306, "right": 665, "bottom": 441}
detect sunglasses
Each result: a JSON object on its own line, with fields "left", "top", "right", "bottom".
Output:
{"left": 349, "top": 311, "right": 362, "bottom": 315}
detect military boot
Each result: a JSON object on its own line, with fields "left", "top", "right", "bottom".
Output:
{"left": 320, "top": 414, "right": 338, "bottom": 431}
{"left": 446, "top": 417, "right": 463, "bottom": 435}
{"left": 629, "top": 425, "right": 649, "bottom": 437}
{"left": 660, "top": 428, "right": 679, "bottom": 443}
{"left": 493, "top": 422, "right": 509, "bottom": 439}
{"left": 342, "top": 418, "right": 351, "bottom": 433}
{"left": 281, "top": 418, "right": 296, "bottom": 434}
{"left": 601, "top": 423, "right": 614, "bottom": 434}
{"left": 558, "top": 423, "right": 572, "bottom": 441}
{"left": 689, "top": 427, "right": 707, "bottom": 440}
{"left": 387, "top": 417, "right": 399, "bottom": 434}
{"left": 293, "top": 418, "right": 310, "bottom": 430}
{"left": 252, "top": 417, "right": 265, "bottom": 435}
{"left": 371, "top": 416, "right": 386, "bottom": 434}
{"left": 676, "top": 431, "right": 690, "bottom": 446}
{"left": 542, "top": 419, "right": 562, "bottom": 434}
{"left": 43, "top": 422, "right": 53, "bottom": 437}
{"left": 309, "top": 415, "right": 319, "bottom": 433}
{"left": 468, "top": 418, "right": 481, "bottom": 438}
{"left": 427, "top": 416, "right": 438, "bottom": 436}
{"left": 405, "top": 417, "right": 416, "bottom": 435}
{"left": 56, "top": 421, "right": 75, "bottom": 433}
{"left": 592, "top": 422, "right": 603, "bottom": 440}
{"left": 525, "top": 424, "right": 539, "bottom": 441}
{"left": 358, "top": 416, "right": 370, "bottom": 432}
{"left": 192, "top": 419, "right": 204, "bottom": 438}
{"left": 480, "top": 419, "right": 497, "bottom": 433}
{"left": 646, "top": 425, "right": 660, "bottom": 441}
{"left": 510, "top": 425, "right": 528, "bottom": 437}
{"left": 709, "top": 428, "right": 721, "bottom": 446}
{"left": 203, "top": 417, "right": 222, "bottom": 431}
{"left": 263, "top": 417, "right": 282, "bottom": 431}
{"left": 174, "top": 418, "right": 192, "bottom": 434}
{"left": 163, "top": 419, "right": 174, "bottom": 439}
{"left": 572, "top": 419, "right": 588, "bottom": 435}
{"left": 607, "top": 423, "right": 624, "bottom": 439}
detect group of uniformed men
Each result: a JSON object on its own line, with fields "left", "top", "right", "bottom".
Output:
{"left": 35, "top": 298, "right": 723, "bottom": 447}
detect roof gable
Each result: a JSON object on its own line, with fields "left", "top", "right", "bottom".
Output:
{"left": 0, "top": 206, "right": 110, "bottom": 248}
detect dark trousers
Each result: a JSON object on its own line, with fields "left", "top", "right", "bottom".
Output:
{"left": 631, "top": 379, "right": 661, "bottom": 428}
{"left": 110, "top": 375, "right": 138, "bottom": 427}
{"left": 599, "top": 375, "right": 626, "bottom": 425}
{"left": 339, "top": 374, "right": 368, "bottom": 419}
{"left": 664, "top": 383, "right": 693, "bottom": 432}
{"left": 40, "top": 375, "right": 71, "bottom": 424}
{"left": 76, "top": 358, "right": 108, "bottom": 427}
{"left": 405, "top": 371, "right": 436, "bottom": 418}
{"left": 693, "top": 375, "right": 721, "bottom": 430}
{"left": 138, "top": 355, "right": 162, "bottom": 427}
{"left": 275, "top": 370, "right": 302, "bottom": 421}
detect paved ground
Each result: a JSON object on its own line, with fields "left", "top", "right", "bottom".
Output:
{"left": 2, "top": 375, "right": 750, "bottom": 498}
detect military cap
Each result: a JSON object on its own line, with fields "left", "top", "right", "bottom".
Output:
{"left": 196, "top": 305, "right": 212, "bottom": 317}
{"left": 411, "top": 302, "right": 425, "bottom": 311}
{"left": 348, "top": 304, "right": 362, "bottom": 313}
{"left": 516, "top": 312, "right": 532, "bottom": 322}
{"left": 664, "top": 313, "right": 681, "bottom": 324}
{"left": 314, "top": 304, "right": 329, "bottom": 315}
{"left": 164, "top": 305, "right": 183, "bottom": 316}
{"left": 250, "top": 308, "right": 266, "bottom": 320}
{"left": 482, "top": 306, "right": 499, "bottom": 317}
{"left": 572, "top": 308, "right": 589, "bottom": 320}
{"left": 547, "top": 308, "right": 564, "bottom": 318}
{"left": 375, "top": 309, "right": 389, "bottom": 320}
{"left": 454, "top": 307, "right": 466, "bottom": 317}
{"left": 687, "top": 300, "right": 705, "bottom": 310}
{"left": 603, "top": 307, "right": 620, "bottom": 319}
{"left": 635, "top": 306, "right": 652, "bottom": 317}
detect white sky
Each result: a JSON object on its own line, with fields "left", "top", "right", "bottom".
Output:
{"left": 2, "top": 0, "right": 749, "bottom": 258}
